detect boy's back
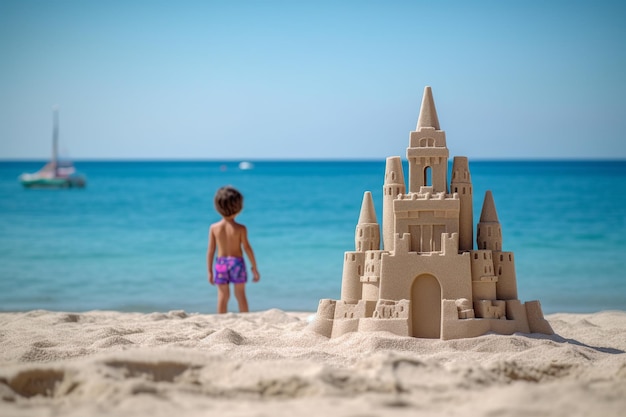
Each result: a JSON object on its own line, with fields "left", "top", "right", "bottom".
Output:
{"left": 210, "top": 219, "right": 246, "bottom": 257}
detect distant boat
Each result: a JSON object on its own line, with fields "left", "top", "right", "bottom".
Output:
{"left": 238, "top": 161, "right": 254, "bottom": 170}
{"left": 19, "top": 108, "right": 86, "bottom": 189}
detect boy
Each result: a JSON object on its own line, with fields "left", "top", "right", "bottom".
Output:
{"left": 207, "top": 186, "right": 260, "bottom": 313}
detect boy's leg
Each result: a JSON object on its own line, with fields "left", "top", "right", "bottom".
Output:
{"left": 233, "top": 283, "right": 249, "bottom": 313}
{"left": 217, "top": 284, "right": 230, "bottom": 314}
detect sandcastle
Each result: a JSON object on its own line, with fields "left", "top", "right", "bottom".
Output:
{"left": 311, "top": 86, "right": 554, "bottom": 340}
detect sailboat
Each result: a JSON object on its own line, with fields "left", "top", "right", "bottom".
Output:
{"left": 19, "top": 107, "right": 86, "bottom": 189}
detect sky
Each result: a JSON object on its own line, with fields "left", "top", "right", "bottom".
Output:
{"left": 1, "top": 0, "right": 625, "bottom": 160}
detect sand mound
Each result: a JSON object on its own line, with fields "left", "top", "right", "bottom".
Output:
{"left": 1, "top": 309, "right": 624, "bottom": 416}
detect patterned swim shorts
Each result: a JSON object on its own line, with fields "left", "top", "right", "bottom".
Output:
{"left": 214, "top": 256, "right": 247, "bottom": 285}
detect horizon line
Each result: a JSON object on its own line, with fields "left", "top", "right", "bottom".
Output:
{"left": 2, "top": 157, "right": 626, "bottom": 163}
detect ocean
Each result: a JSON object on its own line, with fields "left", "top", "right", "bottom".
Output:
{"left": 1, "top": 160, "right": 625, "bottom": 315}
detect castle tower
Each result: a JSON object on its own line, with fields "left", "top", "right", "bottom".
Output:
{"left": 355, "top": 191, "right": 380, "bottom": 251}
{"left": 451, "top": 156, "right": 473, "bottom": 251}
{"left": 407, "top": 86, "right": 449, "bottom": 194}
{"left": 470, "top": 250, "right": 497, "bottom": 301}
{"left": 361, "top": 250, "right": 383, "bottom": 303}
{"left": 476, "top": 190, "right": 502, "bottom": 251}
{"left": 340, "top": 192, "right": 379, "bottom": 302}
{"left": 382, "top": 156, "right": 406, "bottom": 251}
{"left": 493, "top": 251, "right": 518, "bottom": 300}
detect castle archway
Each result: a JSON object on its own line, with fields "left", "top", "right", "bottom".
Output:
{"left": 411, "top": 274, "right": 442, "bottom": 338}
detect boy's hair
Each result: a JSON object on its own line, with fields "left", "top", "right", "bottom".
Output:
{"left": 214, "top": 186, "right": 243, "bottom": 217}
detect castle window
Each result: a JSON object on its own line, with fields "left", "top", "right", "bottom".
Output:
{"left": 420, "top": 138, "right": 435, "bottom": 147}
{"left": 483, "top": 253, "right": 487, "bottom": 260}
{"left": 424, "top": 166, "right": 432, "bottom": 186}
{"left": 474, "top": 253, "right": 478, "bottom": 260}
{"left": 500, "top": 254, "right": 504, "bottom": 261}
{"left": 509, "top": 254, "right": 512, "bottom": 261}
{"left": 498, "top": 267, "right": 502, "bottom": 275}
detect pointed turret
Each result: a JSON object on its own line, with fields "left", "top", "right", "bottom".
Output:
{"left": 477, "top": 190, "right": 502, "bottom": 251}
{"left": 416, "top": 86, "right": 440, "bottom": 131}
{"left": 382, "top": 156, "right": 405, "bottom": 251}
{"left": 479, "top": 190, "right": 499, "bottom": 223}
{"left": 358, "top": 191, "right": 377, "bottom": 224}
{"left": 407, "top": 86, "right": 449, "bottom": 193}
{"left": 355, "top": 191, "right": 380, "bottom": 252}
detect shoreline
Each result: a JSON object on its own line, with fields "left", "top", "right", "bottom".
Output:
{"left": 1, "top": 309, "right": 625, "bottom": 417}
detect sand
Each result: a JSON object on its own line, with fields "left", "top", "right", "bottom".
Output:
{"left": 0, "top": 309, "right": 624, "bottom": 417}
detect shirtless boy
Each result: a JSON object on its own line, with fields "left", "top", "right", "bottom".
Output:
{"left": 207, "top": 186, "right": 260, "bottom": 313}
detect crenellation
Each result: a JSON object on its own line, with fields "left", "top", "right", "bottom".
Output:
{"left": 474, "top": 300, "right": 507, "bottom": 319}
{"left": 372, "top": 299, "right": 410, "bottom": 319}
{"left": 312, "top": 86, "right": 553, "bottom": 340}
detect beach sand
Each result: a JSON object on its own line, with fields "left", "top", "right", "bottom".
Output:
{"left": 0, "top": 309, "right": 624, "bottom": 416}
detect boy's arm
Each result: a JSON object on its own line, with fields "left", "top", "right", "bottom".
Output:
{"left": 207, "top": 226, "right": 216, "bottom": 285}
{"left": 241, "top": 225, "right": 260, "bottom": 282}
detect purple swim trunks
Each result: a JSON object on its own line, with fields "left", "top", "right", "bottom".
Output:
{"left": 214, "top": 256, "right": 247, "bottom": 285}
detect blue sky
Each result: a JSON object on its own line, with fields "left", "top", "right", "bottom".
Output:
{"left": 1, "top": 0, "right": 625, "bottom": 160}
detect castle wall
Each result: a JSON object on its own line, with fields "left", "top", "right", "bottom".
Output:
{"left": 393, "top": 192, "right": 460, "bottom": 253}
{"left": 379, "top": 233, "right": 472, "bottom": 302}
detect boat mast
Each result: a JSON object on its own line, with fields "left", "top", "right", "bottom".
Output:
{"left": 52, "top": 106, "right": 59, "bottom": 176}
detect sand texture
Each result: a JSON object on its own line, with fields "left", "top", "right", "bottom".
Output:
{"left": 0, "top": 309, "right": 625, "bottom": 416}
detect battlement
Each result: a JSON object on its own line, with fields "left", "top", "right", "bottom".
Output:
{"left": 334, "top": 300, "right": 366, "bottom": 320}
{"left": 372, "top": 299, "right": 410, "bottom": 319}
{"left": 442, "top": 232, "right": 458, "bottom": 255}
{"left": 396, "top": 190, "right": 456, "bottom": 201}
{"left": 393, "top": 233, "right": 411, "bottom": 255}
{"left": 474, "top": 300, "right": 506, "bottom": 319}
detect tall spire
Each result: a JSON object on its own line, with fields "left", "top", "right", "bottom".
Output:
{"left": 479, "top": 190, "right": 499, "bottom": 223}
{"left": 358, "top": 191, "right": 378, "bottom": 224}
{"left": 416, "top": 86, "right": 440, "bottom": 131}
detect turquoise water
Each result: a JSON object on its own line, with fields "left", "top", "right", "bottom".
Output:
{"left": 1, "top": 160, "right": 625, "bottom": 314}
